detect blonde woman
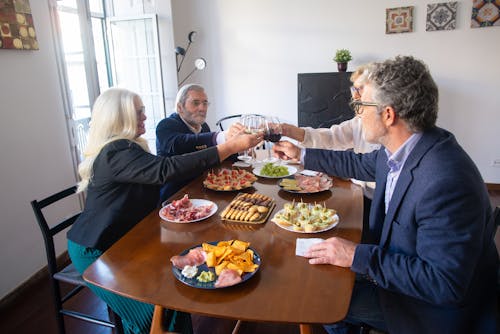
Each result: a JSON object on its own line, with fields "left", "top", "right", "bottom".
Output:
{"left": 67, "top": 88, "right": 261, "bottom": 334}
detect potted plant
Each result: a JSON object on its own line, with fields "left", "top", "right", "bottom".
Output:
{"left": 333, "top": 49, "right": 352, "bottom": 72}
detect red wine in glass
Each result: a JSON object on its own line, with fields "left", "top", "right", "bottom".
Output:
{"left": 264, "top": 131, "right": 282, "bottom": 142}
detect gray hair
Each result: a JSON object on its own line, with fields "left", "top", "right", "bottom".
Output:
{"left": 367, "top": 56, "right": 438, "bottom": 132}
{"left": 350, "top": 63, "right": 372, "bottom": 84}
{"left": 175, "top": 84, "right": 205, "bottom": 108}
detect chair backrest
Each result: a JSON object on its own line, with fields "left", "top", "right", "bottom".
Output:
{"left": 31, "top": 186, "right": 80, "bottom": 278}
{"left": 31, "top": 186, "right": 124, "bottom": 334}
{"left": 215, "top": 114, "right": 264, "bottom": 131}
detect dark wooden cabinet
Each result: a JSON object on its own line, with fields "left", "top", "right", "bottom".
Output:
{"left": 298, "top": 72, "right": 353, "bottom": 128}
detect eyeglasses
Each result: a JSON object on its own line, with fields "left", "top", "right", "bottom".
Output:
{"left": 349, "top": 100, "right": 380, "bottom": 115}
{"left": 188, "top": 99, "right": 210, "bottom": 107}
{"left": 136, "top": 106, "right": 145, "bottom": 114}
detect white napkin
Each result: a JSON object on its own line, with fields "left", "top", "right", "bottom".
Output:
{"left": 295, "top": 238, "right": 324, "bottom": 257}
{"left": 300, "top": 169, "right": 320, "bottom": 176}
{"left": 232, "top": 161, "right": 251, "bottom": 168}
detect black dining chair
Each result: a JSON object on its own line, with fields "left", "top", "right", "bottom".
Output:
{"left": 31, "top": 185, "right": 124, "bottom": 334}
{"left": 215, "top": 114, "right": 264, "bottom": 131}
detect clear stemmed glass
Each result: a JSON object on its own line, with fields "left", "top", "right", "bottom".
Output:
{"left": 237, "top": 115, "right": 253, "bottom": 162}
{"left": 245, "top": 115, "right": 266, "bottom": 164}
{"left": 263, "top": 117, "right": 282, "bottom": 163}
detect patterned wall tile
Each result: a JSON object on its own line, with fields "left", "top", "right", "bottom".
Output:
{"left": 386, "top": 6, "right": 414, "bottom": 34}
{"left": 471, "top": 0, "right": 500, "bottom": 28}
{"left": 0, "top": 0, "right": 38, "bottom": 50}
{"left": 427, "top": 2, "right": 458, "bottom": 31}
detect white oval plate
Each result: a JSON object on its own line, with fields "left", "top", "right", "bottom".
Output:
{"left": 253, "top": 166, "right": 297, "bottom": 179}
{"left": 159, "top": 199, "right": 218, "bottom": 223}
{"left": 271, "top": 209, "right": 339, "bottom": 233}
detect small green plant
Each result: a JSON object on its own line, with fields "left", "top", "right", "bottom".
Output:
{"left": 333, "top": 49, "right": 352, "bottom": 63}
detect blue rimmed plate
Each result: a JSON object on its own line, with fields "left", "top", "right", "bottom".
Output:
{"left": 171, "top": 241, "right": 261, "bottom": 289}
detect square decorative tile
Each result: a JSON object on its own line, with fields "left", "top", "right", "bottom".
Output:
{"left": 471, "top": 0, "right": 500, "bottom": 28}
{"left": 386, "top": 6, "right": 414, "bottom": 34}
{"left": 0, "top": 0, "right": 38, "bottom": 50}
{"left": 426, "top": 2, "right": 458, "bottom": 31}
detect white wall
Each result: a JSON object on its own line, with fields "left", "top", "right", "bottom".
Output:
{"left": 0, "top": 0, "right": 79, "bottom": 298}
{"left": 171, "top": 0, "right": 500, "bottom": 183}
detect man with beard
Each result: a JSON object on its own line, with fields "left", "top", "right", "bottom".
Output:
{"left": 273, "top": 56, "right": 497, "bottom": 334}
{"left": 156, "top": 84, "right": 243, "bottom": 201}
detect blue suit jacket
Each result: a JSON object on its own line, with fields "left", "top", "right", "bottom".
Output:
{"left": 306, "top": 127, "right": 497, "bottom": 334}
{"left": 156, "top": 113, "right": 215, "bottom": 201}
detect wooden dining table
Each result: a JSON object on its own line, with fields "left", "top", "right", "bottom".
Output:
{"left": 83, "top": 162, "right": 363, "bottom": 334}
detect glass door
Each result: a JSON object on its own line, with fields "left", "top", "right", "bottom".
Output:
{"left": 107, "top": 15, "right": 165, "bottom": 153}
{"left": 55, "top": 0, "right": 109, "bottom": 161}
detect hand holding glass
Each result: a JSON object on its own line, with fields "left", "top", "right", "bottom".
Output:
{"left": 263, "top": 117, "right": 282, "bottom": 163}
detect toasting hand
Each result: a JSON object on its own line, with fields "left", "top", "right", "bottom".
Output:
{"left": 272, "top": 141, "right": 302, "bottom": 161}
{"left": 225, "top": 122, "right": 246, "bottom": 141}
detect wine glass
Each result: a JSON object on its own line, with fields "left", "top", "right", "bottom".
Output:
{"left": 263, "top": 117, "right": 282, "bottom": 163}
{"left": 237, "top": 115, "right": 253, "bottom": 162}
{"left": 245, "top": 115, "right": 266, "bottom": 164}
{"left": 247, "top": 115, "right": 266, "bottom": 164}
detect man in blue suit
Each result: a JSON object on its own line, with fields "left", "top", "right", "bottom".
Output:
{"left": 274, "top": 56, "right": 497, "bottom": 334}
{"left": 156, "top": 84, "right": 242, "bottom": 201}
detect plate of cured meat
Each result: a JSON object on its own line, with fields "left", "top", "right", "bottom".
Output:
{"left": 159, "top": 195, "right": 217, "bottom": 223}
{"left": 278, "top": 172, "right": 333, "bottom": 194}
{"left": 203, "top": 168, "right": 258, "bottom": 191}
{"left": 170, "top": 240, "right": 261, "bottom": 289}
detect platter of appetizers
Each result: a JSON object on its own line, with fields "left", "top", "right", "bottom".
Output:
{"left": 170, "top": 240, "right": 261, "bottom": 289}
{"left": 159, "top": 195, "right": 217, "bottom": 223}
{"left": 271, "top": 200, "right": 339, "bottom": 233}
{"left": 203, "top": 168, "right": 257, "bottom": 191}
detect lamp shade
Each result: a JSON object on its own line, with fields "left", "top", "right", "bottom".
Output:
{"left": 188, "top": 31, "right": 197, "bottom": 43}
{"left": 174, "top": 47, "right": 186, "bottom": 56}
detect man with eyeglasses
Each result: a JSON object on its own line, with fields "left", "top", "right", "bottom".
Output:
{"left": 273, "top": 56, "right": 497, "bottom": 334}
{"left": 280, "top": 64, "right": 380, "bottom": 242}
{"left": 156, "top": 84, "right": 243, "bottom": 201}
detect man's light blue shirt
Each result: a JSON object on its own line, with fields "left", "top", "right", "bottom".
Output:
{"left": 384, "top": 133, "right": 422, "bottom": 213}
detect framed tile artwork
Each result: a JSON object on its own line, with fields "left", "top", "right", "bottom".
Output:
{"left": 386, "top": 6, "right": 414, "bottom": 34}
{"left": 426, "top": 2, "right": 458, "bottom": 31}
{"left": 0, "top": 0, "right": 38, "bottom": 50}
{"left": 471, "top": 0, "right": 500, "bottom": 28}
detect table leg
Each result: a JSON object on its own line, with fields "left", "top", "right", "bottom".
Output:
{"left": 299, "top": 324, "right": 313, "bottom": 334}
{"left": 150, "top": 305, "right": 164, "bottom": 334}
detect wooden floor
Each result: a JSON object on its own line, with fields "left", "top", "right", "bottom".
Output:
{"left": 0, "top": 278, "right": 327, "bottom": 334}
{"left": 1, "top": 190, "right": 498, "bottom": 334}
